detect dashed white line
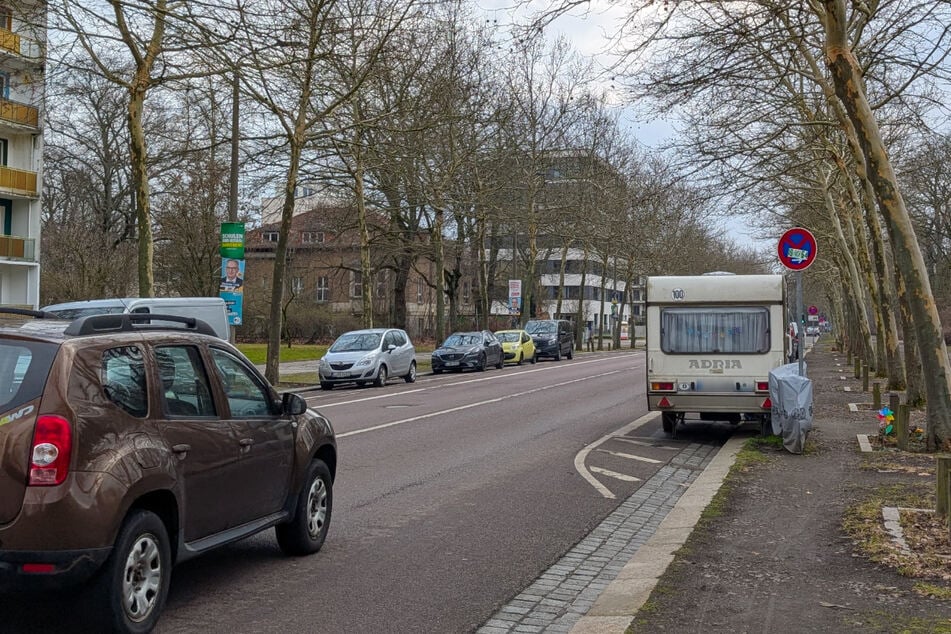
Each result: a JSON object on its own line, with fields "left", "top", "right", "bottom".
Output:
{"left": 336, "top": 370, "right": 623, "bottom": 438}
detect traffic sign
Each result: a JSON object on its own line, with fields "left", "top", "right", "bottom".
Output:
{"left": 808, "top": 305, "right": 818, "bottom": 315}
{"left": 778, "top": 227, "right": 817, "bottom": 271}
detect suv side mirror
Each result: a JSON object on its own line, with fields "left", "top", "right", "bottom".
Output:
{"left": 282, "top": 392, "right": 307, "bottom": 415}
{"left": 387, "top": 344, "right": 396, "bottom": 352}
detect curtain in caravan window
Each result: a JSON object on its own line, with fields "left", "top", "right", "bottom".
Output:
{"left": 661, "top": 307, "right": 770, "bottom": 354}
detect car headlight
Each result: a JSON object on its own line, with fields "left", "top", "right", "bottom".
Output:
{"left": 318, "top": 358, "right": 329, "bottom": 369}
{"left": 355, "top": 355, "right": 374, "bottom": 367}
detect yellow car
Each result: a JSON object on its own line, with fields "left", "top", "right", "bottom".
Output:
{"left": 494, "top": 329, "right": 537, "bottom": 365}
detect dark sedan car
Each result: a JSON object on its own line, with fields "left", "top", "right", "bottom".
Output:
{"left": 432, "top": 330, "right": 504, "bottom": 373}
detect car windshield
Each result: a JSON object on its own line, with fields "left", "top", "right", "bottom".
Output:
{"left": 444, "top": 334, "right": 480, "bottom": 347}
{"left": 526, "top": 322, "right": 554, "bottom": 335}
{"left": 330, "top": 333, "right": 382, "bottom": 352}
{"left": 496, "top": 332, "right": 521, "bottom": 343}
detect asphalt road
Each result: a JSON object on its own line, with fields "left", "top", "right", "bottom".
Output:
{"left": 4, "top": 350, "right": 722, "bottom": 633}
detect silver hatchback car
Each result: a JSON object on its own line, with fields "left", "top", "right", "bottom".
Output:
{"left": 318, "top": 328, "right": 416, "bottom": 390}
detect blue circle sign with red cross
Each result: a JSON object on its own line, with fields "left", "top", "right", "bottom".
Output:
{"left": 778, "top": 227, "right": 817, "bottom": 271}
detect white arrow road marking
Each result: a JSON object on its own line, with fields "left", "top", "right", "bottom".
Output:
{"left": 595, "top": 449, "right": 662, "bottom": 464}
{"left": 589, "top": 467, "right": 642, "bottom": 483}
{"left": 574, "top": 412, "right": 658, "bottom": 499}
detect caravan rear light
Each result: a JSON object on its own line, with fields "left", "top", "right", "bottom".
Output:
{"left": 761, "top": 397, "right": 772, "bottom": 410}
{"left": 756, "top": 381, "right": 769, "bottom": 392}
{"left": 658, "top": 396, "right": 672, "bottom": 408}
{"left": 650, "top": 382, "right": 675, "bottom": 391}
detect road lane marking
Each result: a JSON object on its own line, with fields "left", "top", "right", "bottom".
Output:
{"left": 308, "top": 354, "right": 643, "bottom": 408}
{"left": 609, "top": 436, "right": 680, "bottom": 451}
{"left": 595, "top": 449, "right": 662, "bottom": 464}
{"left": 589, "top": 467, "right": 641, "bottom": 483}
{"left": 336, "top": 370, "right": 623, "bottom": 438}
{"left": 574, "top": 413, "right": 659, "bottom": 499}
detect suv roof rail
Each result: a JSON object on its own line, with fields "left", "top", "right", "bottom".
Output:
{"left": 0, "top": 307, "right": 58, "bottom": 319}
{"left": 64, "top": 313, "right": 218, "bottom": 337}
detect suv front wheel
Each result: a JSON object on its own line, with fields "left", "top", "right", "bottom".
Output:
{"left": 276, "top": 460, "right": 333, "bottom": 556}
{"left": 93, "top": 509, "right": 171, "bottom": 634}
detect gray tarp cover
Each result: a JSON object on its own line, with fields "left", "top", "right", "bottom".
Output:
{"left": 768, "top": 363, "right": 814, "bottom": 454}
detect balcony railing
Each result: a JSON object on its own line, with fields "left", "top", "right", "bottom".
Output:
{"left": 0, "top": 234, "right": 35, "bottom": 262}
{"left": 0, "top": 28, "right": 43, "bottom": 59}
{"left": 0, "top": 28, "right": 20, "bottom": 56}
{"left": 0, "top": 166, "right": 38, "bottom": 197}
{"left": 0, "top": 98, "right": 39, "bottom": 128}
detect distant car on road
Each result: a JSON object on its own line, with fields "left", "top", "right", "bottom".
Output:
{"left": 524, "top": 319, "right": 574, "bottom": 361}
{"left": 495, "top": 329, "right": 537, "bottom": 365}
{"left": 432, "top": 330, "right": 504, "bottom": 373}
{"left": 806, "top": 326, "right": 820, "bottom": 336}
{"left": 319, "top": 328, "right": 416, "bottom": 389}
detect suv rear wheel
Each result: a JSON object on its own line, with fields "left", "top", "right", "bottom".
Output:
{"left": 93, "top": 509, "right": 171, "bottom": 634}
{"left": 276, "top": 460, "right": 333, "bottom": 555}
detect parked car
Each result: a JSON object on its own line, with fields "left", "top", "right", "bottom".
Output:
{"left": 42, "top": 297, "right": 231, "bottom": 340}
{"left": 524, "top": 319, "right": 574, "bottom": 361}
{"left": 0, "top": 308, "right": 337, "bottom": 633}
{"left": 318, "top": 328, "right": 416, "bottom": 389}
{"left": 494, "top": 329, "right": 537, "bottom": 365}
{"left": 806, "top": 325, "right": 820, "bottom": 336}
{"left": 431, "top": 330, "right": 504, "bottom": 373}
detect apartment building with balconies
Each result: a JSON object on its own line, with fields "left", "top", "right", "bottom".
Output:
{"left": 0, "top": 1, "right": 44, "bottom": 308}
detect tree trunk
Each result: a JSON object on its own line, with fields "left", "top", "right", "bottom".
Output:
{"left": 822, "top": 0, "right": 951, "bottom": 448}
{"left": 265, "top": 140, "right": 303, "bottom": 384}
{"left": 128, "top": 84, "right": 154, "bottom": 297}
{"left": 433, "top": 209, "right": 445, "bottom": 342}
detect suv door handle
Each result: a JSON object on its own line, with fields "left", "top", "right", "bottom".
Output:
{"left": 172, "top": 444, "right": 190, "bottom": 454}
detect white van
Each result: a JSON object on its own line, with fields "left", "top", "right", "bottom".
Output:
{"left": 41, "top": 297, "right": 230, "bottom": 340}
{"left": 645, "top": 274, "right": 786, "bottom": 435}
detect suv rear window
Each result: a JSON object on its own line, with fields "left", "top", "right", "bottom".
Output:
{"left": 0, "top": 341, "right": 57, "bottom": 412}
{"left": 661, "top": 307, "right": 770, "bottom": 354}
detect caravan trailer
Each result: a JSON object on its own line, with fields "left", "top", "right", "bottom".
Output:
{"left": 645, "top": 274, "right": 786, "bottom": 435}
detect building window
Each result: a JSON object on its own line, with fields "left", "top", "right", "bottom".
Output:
{"left": 376, "top": 272, "right": 387, "bottom": 299}
{"left": 316, "top": 276, "right": 329, "bottom": 302}
{"left": 302, "top": 231, "right": 324, "bottom": 244}
{"left": 0, "top": 73, "right": 8, "bottom": 99}
{"left": 416, "top": 278, "right": 424, "bottom": 303}
{"left": 462, "top": 280, "right": 471, "bottom": 303}
{"left": 0, "top": 138, "right": 7, "bottom": 166}
{"left": 350, "top": 271, "right": 362, "bottom": 298}
{"left": 291, "top": 276, "right": 303, "bottom": 294}
{"left": 0, "top": 8, "right": 10, "bottom": 31}
{"left": 263, "top": 231, "right": 278, "bottom": 242}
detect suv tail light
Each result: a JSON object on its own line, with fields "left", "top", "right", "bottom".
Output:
{"left": 29, "top": 415, "right": 72, "bottom": 486}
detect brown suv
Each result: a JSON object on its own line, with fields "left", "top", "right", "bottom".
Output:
{"left": 0, "top": 309, "right": 336, "bottom": 633}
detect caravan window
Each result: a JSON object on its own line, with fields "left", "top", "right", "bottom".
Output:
{"left": 660, "top": 307, "right": 770, "bottom": 354}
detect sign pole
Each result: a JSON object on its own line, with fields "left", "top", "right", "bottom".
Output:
{"left": 797, "top": 270, "right": 804, "bottom": 377}
{"left": 777, "top": 226, "right": 817, "bottom": 378}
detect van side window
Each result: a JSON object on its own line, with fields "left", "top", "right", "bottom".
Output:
{"left": 660, "top": 307, "right": 769, "bottom": 354}
{"left": 102, "top": 346, "right": 148, "bottom": 417}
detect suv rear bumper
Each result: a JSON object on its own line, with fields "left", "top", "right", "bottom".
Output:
{"left": 0, "top": 546, "right": 111, "bottom": 591}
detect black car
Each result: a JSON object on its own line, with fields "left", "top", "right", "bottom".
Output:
{"left": 432, "top": 330, "right": 504, "bottom": 373}
{"left": 525, "top": 319, "right": 574, "bottom": 360}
